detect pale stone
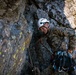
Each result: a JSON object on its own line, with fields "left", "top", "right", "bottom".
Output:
{"left": 64, "top": 0, "right": 76, "bottom": 29}
{"left": 67, "top": 16, "right": 76, "bottom": 28}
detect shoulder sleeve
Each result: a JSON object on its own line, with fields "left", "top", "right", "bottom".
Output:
{"left": 51, "top": 26, "right": 75, "bottom": 36}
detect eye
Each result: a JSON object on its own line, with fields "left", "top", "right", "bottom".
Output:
{"left": 40, "top": 22, "right": 45, "bottom": 25}
{"left": 40, "top": 22, "right": 43, "bottom": 24}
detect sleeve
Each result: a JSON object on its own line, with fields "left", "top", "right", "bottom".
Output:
{"left": 52, "top": 27, "right": 76, "bottom": 50}
{"left": 51, "top": 26, "right": 75, "bottom": 37}
{"left": 68, "top": 34, "right": 76, "bottom": 50}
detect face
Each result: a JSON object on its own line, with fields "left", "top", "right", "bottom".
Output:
{"left": 39, "top": 23, "right": 49, "bottom": 34}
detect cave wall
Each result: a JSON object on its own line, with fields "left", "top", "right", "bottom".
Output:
{"left": 0, "top": 0, "right": 76, "bottom": 75}
{"left": 0, "top": 0, "right": 33, "bottom": 75}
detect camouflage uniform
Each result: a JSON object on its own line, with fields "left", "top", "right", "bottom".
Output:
{"left": 37, "top": 26, "right": 76, "bottom": 75}
{"left": 43, "top": 26, "right": 76, "bottom": 75}
{"left": 45, "top": 27, "right": 76, "bottom": 75}
{"left": 46, "top": 26, "right": 76, "bottom": 52}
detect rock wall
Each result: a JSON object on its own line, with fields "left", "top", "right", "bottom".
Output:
{"left": 0, "top": 0, "right": 33, "bottom": 75}
{"left": 64, "top": 0, "right": 76, "bottom": 28}
{"left": 0, "top": 0, "right": 76, "bottom": 75}
{"left": 24, "top": 0, "right": 76, "bottom": 75}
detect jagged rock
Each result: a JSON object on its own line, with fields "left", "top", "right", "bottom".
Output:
{"left": 64, "top": 0, "right": 76, "bottom": 28}
{"left": 0, "top": 0, "right": 76, "bottom": 75}
{"left": 0, "top": 0, "right": 33, "bottom": 75}
{"left": 36, "top": 9, "right": 49, "bottom": 19}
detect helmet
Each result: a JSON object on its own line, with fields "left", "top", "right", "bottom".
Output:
{"left": 38, "top": 18, "right": 49, "bottom": 28}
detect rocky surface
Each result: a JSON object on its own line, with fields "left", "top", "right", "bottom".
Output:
{"left": 64, "top": 0, "right": 76, "bottom": 28}
{"left": 0, "top": 0, "right": 76, "bottom": 75}
{"left": 0, "top": 0, "right": 33, "bottom": 75}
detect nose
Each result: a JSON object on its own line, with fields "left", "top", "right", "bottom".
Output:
{"left": 42, "top": 27, "right": 48, "bottom": 34}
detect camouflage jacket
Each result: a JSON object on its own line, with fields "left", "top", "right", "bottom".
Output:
{"left": 45, "top": 26, "right": 76, "bottom": 52}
